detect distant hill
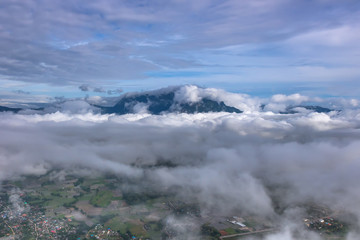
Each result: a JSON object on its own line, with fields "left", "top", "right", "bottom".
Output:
{"left": 1, "top": 86, "right": 336, "bottom": 116}
{"left": 280, "top": 105, "right": 333, "bottom": 114}
{"left": 260, "top": 104, "right": 333, "bottom": 114}
{"left": 98, "top": 89, "right": 242, "bottom": 115}
{"left": 0, "top": 105, "right": 21, "bottom": 113}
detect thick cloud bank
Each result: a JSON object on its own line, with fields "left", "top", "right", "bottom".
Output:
{"left": 1, "top": 86, "right": 360, "bottom": 239}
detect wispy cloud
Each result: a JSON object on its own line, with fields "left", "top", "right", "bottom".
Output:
{"left": 0, "top": 0, "right": 359, "bottom": 97}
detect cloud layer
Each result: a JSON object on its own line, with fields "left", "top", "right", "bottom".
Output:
{"left": 2, "top": 86, "right": 360, "bottom": 238}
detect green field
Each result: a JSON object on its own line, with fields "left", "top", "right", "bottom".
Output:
{"left": 104, "top": 217, "right": 148, "bottom": 236}
{"left": 90, "top": 190, "right": 115, "bottom": 207}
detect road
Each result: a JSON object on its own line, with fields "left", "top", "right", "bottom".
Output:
{"left": 220, "top": 228, "right": 276, "bottom": 239}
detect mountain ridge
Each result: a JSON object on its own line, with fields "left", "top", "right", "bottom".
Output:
{"left": 98, "top": 91, "right": 243, "bottom": 115}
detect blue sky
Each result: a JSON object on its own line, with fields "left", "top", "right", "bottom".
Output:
{"left": 0, "top": 0, "right": 359, "bottom": 104}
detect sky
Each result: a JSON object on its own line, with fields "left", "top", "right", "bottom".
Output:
{"left": 0, "top": 0, "right": 360, "bottom": 105}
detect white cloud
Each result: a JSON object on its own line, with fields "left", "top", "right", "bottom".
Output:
{"left": 270, "top": 93, "right": 309, "bottom": 104}
{"left": 288, "top": 25, "right": 360, "bottom": 47}
{"left": 174, "top": 85, "right": 202, "bottom": 103}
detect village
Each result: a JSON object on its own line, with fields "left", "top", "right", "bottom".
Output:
{"left": 0, "top": 195, "right": 78, "bottom": 239}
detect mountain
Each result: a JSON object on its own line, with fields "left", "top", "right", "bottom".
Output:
{"left": 98, "top": 90, "right": 242, "bottom": 115}
{"left": 280, "top": 105, "right": 333, "bottom": 114}
{"left": 0, "top": 105, "right": 22, "bottom": 113}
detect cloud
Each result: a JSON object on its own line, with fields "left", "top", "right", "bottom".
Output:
{"left": 287, "top": 25, "right": 360, "bottom": 47}
{"left": 163, "top": 215, "right": 201, "bottom": 240}
{"left": 0, "top": 0, "right": 359, "bottom": 96}
{"left": 9, "top": 188, "right": 30, "bottom": 215}
{"left": 1, "top": 92, "right": 360, "bottom": 225}
{"left": 174, "top": 85, "right": 202, "bottom": 103}
{"left": 263, "top": 93, "right": 312, "bottom": 112}
{"left": 78, "top": 84, "right": 123, "bottom": 95}
{"left": 13, "top": 90, "right": 31, "bottom": 95}
{"left": 270, "top": 93, "right": 309, "bottom": 104}
{"left": 107, "top": 88, "right": 123, "bottom": 95}
{"left": 171, "top": 85, "right": 260, "bottom": 112}
{"left": 93, "top": 87, "right": 106, "bottom": 93}
{"left": 79, "top": 84, "right": 90, "bottom": 92}
{"left": 1, "top": 88, "right": 360, "bottom": 239}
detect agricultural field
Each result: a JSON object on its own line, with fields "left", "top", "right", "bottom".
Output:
{"left": 0, "top": 172, "right": 350, "bottom": 239}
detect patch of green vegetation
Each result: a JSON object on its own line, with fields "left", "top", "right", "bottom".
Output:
{"left": 105, "top": 217, "right": 132, "bottom": 232}
{"left": 74, "top": 177, "right": 84, "bottom": 186}
{"left": 122, "top": 190, "right": 163, "bottom": 206}
{"left": 224, "top": 227, "right": 237, "bottom": 235}
{"left": 243, "top": 219, "right": 257, "bottom": 228}
{"left": 104, "top": 181, "right": 117, "bottom": 190}
{"left": 23, "top": 194, "right": 49, "bottom": 206}
{"left": 12, "top": 180, "right": 23, "bottom": 188}
{"left": 145, "top": 221, "right": 163, "bottom": 232}
{"left": 45, "top": 195, "right": 76, "bottom": 208}
{"left": 201, "top": 224, "right": 221, "bottom": 239}
{"left": 87, "top": 178, "right": 107, "bottom": 186}
{"left": 90, "top": 190, "right": 114, "bottom": 207}
{"left": 104, "top": 218, "right": 148, "bottom": 237}
{"left": 55, "top": 213, "right": 66, "bottom": 219}
{"left": 41, "top": 180, "right": 56, "bottom": 186}
{"left": 98, "top": 213, "right": 117, "bottom": 224}
{"left": 77, "top": 193, "right": 93, "bottom": 201}
{"left": 145, "top": 198, "right": 157, "bottom": 209}
{"left": 129, "top": 224, "right": 147, "bottom": 236}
